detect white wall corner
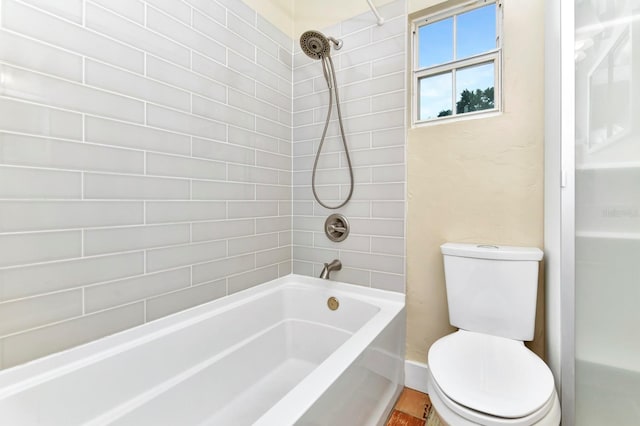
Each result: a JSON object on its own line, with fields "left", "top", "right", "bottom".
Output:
{"left": 404, "top": 359, "right": 429, "bottom": 393}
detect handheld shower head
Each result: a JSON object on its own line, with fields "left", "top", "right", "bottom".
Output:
{"left": 300, "top": 30, "right": 342, "bottom": 59}
{"left": 299, "top": 29, "right": 354, "bottom": 210}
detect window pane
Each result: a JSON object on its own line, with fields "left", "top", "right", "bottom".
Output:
{"left": 418, "top": 17, "right": 453, "bottom": 68}
{"left": 456, "top": 62, "right": 495, "bottom": 114}
{"left": 456, "top": 3, "right": 496, "bottom": 59}
{"left": 419, "top": 72, "right": 452, "bottom": 120}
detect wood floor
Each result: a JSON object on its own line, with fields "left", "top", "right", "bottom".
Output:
{"left": 386, "top": 388, "right": 444, "bottom": 426}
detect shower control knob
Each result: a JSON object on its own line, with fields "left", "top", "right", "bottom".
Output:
{"left": 325, "top": 214, "right": 350, "bottom": 242}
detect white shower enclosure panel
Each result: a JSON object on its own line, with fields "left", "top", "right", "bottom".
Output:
{"left": 574, "top": 0, "right": 640, "bottom": 424}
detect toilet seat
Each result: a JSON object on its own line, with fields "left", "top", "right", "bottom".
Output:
{"left": 428, "top": 330, "right": 556, "bottom": 423}
{"left": 427, "top": 368, "right": 559, "bottom": 426}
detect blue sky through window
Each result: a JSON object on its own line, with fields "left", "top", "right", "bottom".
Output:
{"left": 419, "top": 72, "right": 452, "bottom": 119}
{"left": 456, "top": 62, "right": 494, "bottom": 102}
{"left": 418, "top": 18, "right": 453, "bottom": 68}
{"left": 457, "top": 4, "right": 496, "bottom": 59}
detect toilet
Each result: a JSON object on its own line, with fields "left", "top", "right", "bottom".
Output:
{"left": 426, "top": 243, "right": 561, "bottom": 426}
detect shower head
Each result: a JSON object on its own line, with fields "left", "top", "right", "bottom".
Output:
{"left": 300, "top": 30, "right": 342, "bottom": 60}
{"left": 300, "top": 30, "right": 330, "bottom": 59}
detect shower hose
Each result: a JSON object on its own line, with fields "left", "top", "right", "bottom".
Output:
{"left": 312, "top": 54, "right": 354, "bottom": 210}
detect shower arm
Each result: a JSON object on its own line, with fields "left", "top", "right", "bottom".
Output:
{"left": 366, "top": 0, "right": 385, "bottom": 26}
{"left": 327, "top": 36, "right": 343, "bottom": 50}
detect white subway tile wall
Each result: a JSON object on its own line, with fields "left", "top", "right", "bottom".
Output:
{"left": 0, "top": 0, "right": 407, "bottom": 369}
{"left": 0, "top": 0, "right": 293, "bottom": 368}
{"left": 291, "top": 0, "right": 407, "bottom": 291}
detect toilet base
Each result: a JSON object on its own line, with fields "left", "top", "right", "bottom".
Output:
{"left": 427, "top": 368, "right": 561, "bottom": 426}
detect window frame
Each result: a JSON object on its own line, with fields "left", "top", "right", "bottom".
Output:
{"left": 411, "top": 0, "right": 503, "bottom": 125}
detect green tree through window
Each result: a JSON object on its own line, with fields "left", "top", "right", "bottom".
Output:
{"left": 456, "top": 87, "right": 494, "bottom": 113}
{"left": 437, "top": 86, "right": 494, "bottom": 117}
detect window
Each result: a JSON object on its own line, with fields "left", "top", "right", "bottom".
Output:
{"left": 412, "top": 0, "right": 502, "bottom": 124}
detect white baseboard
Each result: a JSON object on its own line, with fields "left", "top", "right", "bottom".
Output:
{"left": 404, "top": 359, "right": 429, "bottom": 393}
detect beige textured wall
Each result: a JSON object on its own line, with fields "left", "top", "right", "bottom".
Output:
{"left": 406, "top": 0, "right": 546, "bottom": 362}
{"left": 293, "top": 0, "right": 412, "bottom": 37}
{"left": 408, "top": 0, "right": 448, "bottom": 14}
{"left": 257, "top": 0, "right": 428, "bottom": 39}
{"left": 245, "top": 1, "right": 450, "bottom": 44}
{"left": 243, "top": 0, "right": 294, "bottom": 38}
{"left": 245, "top": 0, "right": 394, "bottom": 39}
{"left": 294, "top": 1, "right": 368, "bottom": 36}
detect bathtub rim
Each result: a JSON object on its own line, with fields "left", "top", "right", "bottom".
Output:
{"left": 0, "top": 274, "right": 405, "bottom": 406}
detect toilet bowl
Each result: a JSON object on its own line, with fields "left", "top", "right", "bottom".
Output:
{"left": 427, "top": 243, "right": 561, "bottom": 426}
{"left": 427, "top": 331, "right": 560, "bottom": 425}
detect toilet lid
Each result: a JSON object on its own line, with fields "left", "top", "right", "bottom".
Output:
{"left": 428, "top": 330, "right": 555, "bottom": 419}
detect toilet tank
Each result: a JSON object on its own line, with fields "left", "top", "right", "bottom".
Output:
{"left": 441, "top": 243, "right": 543, "bottom": 341}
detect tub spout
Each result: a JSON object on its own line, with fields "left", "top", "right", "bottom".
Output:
{"left": 319, "top": 259, "right": 342, "bottom": 279}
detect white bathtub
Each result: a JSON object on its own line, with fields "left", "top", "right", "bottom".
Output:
{"left": 0, "top": 274, "right": 405, "bottom": 425}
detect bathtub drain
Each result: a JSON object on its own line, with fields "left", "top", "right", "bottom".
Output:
{"left": 327, "top": 297, "right": 339, "bottom": 311}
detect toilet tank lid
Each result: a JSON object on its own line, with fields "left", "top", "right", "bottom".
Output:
{"left": 441, "top": 243, "right": 543, "bottom": 261}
